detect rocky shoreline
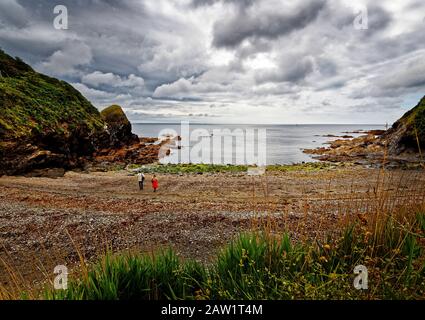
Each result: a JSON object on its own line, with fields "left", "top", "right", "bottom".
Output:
{"left": 304, "top": 129, "right": 423, "bottom": 167}
{"left": 304, "top": 96, "right": 425, "bottom": 167}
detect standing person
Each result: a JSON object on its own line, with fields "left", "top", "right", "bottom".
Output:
{"left": 151, "top": 175, "right": 159, "bottom": 192}
{"left": 137, "top": 172, "right": 145, "bottom": 190}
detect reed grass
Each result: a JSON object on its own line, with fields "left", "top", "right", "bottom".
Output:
{"left": 41, "top": 209, "right": 424, "bottom": 300}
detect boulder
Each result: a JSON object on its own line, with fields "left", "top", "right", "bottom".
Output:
{"left": 100, "top": 105, "right": 139, "bottom": 147}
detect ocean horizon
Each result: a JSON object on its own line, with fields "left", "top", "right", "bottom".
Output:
{"left": 132, "top": 123, "right": 386, "bottom": 165}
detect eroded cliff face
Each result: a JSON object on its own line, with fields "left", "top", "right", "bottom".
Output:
{"left": 384, "top": 96, "right": 425, "bottom": 155}
{"left": 0, "top": 50, "right": 161, "bottom": 176}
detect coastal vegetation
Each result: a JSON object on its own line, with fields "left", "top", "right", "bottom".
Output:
{"left": 0, "top": 49, "right": 104, "bottom": 139}
{"left": 44, "top": 210, "right": 425, "bottom": 300}
{"left": 128, "top": 162, "right": 338, "bottom": 175}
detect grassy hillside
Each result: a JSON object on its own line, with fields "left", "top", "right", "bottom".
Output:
{"left": 0, "top": 49, "right": 104, "bottom": 140}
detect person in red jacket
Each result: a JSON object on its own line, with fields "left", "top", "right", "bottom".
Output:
{"left": 151, "top": 175, "right": 159, "bottom": 192}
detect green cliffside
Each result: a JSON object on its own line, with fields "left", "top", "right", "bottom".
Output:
{"left": 0, "top": 49, "right": 104, "bottom": 139}
{"left": 0, "top": 50, "right": 139, "bottom": 175}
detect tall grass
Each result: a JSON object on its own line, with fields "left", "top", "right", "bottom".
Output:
{"left": 45, "top": 249, "right": 206, "bottom": 300}
{"left": 44, "top": 211, "right": 425, "bottom": 300}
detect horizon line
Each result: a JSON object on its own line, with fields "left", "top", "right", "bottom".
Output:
{"left": 130, "top": 122, "right": 387, "bottom": 126}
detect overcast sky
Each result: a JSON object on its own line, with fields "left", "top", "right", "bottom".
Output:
{"left": 1, "top": 0, "right": 424, "bottom": 124}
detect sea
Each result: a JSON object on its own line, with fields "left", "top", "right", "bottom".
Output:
{"left": 132, "top": 123, "right": 386, "bottom": 165}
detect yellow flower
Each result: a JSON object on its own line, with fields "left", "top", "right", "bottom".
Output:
{"left": 323, "top": 244, "right": 331, "bottom": 250}
{"left": 319, "top": 256, "right": 328, "bottom": 263}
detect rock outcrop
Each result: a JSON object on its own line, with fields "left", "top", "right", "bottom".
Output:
{"left": 304, "top": 97, "right": 425, "bottom": 166}
{"left": 100, "top": 104, "right": 139, "bottom": 147}
{"left": 383, "top": 96, "right": 425, "bottom": 155}
{"left": 0, "top": 50, "right": 162, "bottom": 176}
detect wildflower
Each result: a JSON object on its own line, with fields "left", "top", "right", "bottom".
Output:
{"left": 194, "top": 290, "right": 203, "bottom": 300}
{"left": 323, "top": 244, "right": 331, "bottom": 250}
{"left": 319, "top": 256, "right": 328, "bottom": 263}
{"left": 357, "top": 213, "right": 368, "bottom": 225}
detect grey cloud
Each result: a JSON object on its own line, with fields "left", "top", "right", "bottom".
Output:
{"left": 350, "top": 53, "right": 425, "bottom": 100}
{"left": 0, "top": 0, "right": 29, "bottom": 28}
{"left": 367, "top": 6, "right": 392, "bottom": 31}
{"left": 256, "top": 55, "right": 314, "bottom": 84}
{"left": 37, "top": 41, "right": 93, "bottom": 76}
{"left": 212, "top": 0, "right": 326, "bottom": 48}
{"left": 380, "top": 61, "right": 425, "bottom": 91}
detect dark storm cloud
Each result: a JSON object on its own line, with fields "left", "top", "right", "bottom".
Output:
{"left": 367, "top": 5, "right": 392, "bottom": 31}
{"left": 0, "top": 0, "right": 150, "bottom": 71}
{"left": 0, "top": 0, "right": 29, "bottom": 28}
{"left": 212, "top": 0, "right": 326, "bottom": 48}
{"left": 0, "top": 0, "right": 209, "bottom": 101}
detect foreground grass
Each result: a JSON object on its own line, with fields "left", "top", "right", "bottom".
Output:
{"left": 45, "top": 212, "right": 425, "bottom": 300}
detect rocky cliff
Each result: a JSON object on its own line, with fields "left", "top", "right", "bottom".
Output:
{"left": 0, "top": 50, "right": 161, "bottom": 176}
{"left": 384, "top": 96, "right": 425, "bottom": 155}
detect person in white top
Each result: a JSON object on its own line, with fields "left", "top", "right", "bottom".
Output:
{"left": 137, "top": 172, "right": 145, "bottom": 190}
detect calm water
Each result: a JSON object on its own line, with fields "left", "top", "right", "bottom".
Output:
{"left": 132, "top": 123, "right": 385, "bottom": 165}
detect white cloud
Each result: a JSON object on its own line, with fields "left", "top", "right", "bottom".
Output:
{"left": 153, "top": 78, "right": 194, "bottom": 99}
{"left": 37, "top": 42, "right": 92, "bottom": 76}
{"left": 82, "top": 71, "right": 145, "bottom": 88}
{"left": 71, "top": 83, "right": 116, "bottom": 100}
{"left": 81, "top": 71, "right": 120, "bottom": 87}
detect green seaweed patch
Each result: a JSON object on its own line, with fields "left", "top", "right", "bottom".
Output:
{"left": 128, "top": 162, "right": 340, "bottom": 175}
